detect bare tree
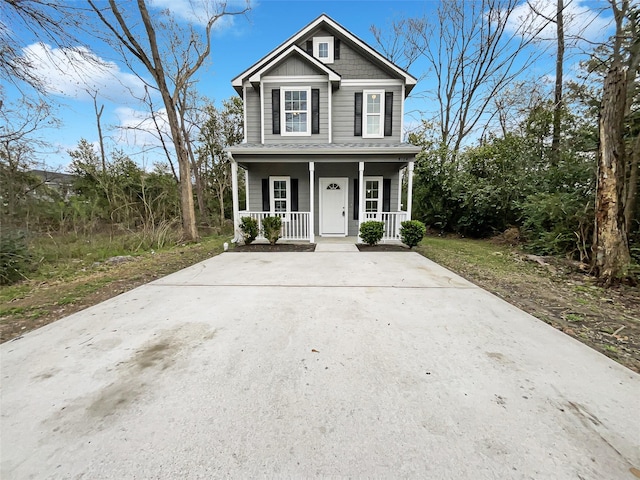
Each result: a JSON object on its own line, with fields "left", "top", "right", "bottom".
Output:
{"left": 527, "top": 0, "right": 566, "bottom": 164}
{"left": 552, "top": 0, "right": 565, "bottom": 165}
{"left": 197, "top": 96, "right": 243, "bottom": 227}
{"left": 0, "top": 95, "right": 58, "bottom": 220}
{"left": 621, "top": 6, "right": 639, "bottom": 238}
{"left": 592, "top": 0, "right": 635, "bottom": 285}
{"left": 86, "top": 0, "right": 250, "bottom": 242}
{"left": 372, "top": 0, "right": 549, "bottom": 157}
{"left": 1, "top": 0, "right": 98, "bottom": 92}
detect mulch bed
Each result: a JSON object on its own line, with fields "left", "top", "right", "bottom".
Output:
{"left": 356, "top": 244, "right": 410, "bottom": 252}
{"left": 231, "top": 243, "right": 317, "bottom": 252}
{"left": 231, "top": 243, "right": 411, "bottom": 252}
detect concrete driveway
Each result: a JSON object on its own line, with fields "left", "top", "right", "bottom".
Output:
{"left": 1, "top": 251, "right": 639, "bottom": 479}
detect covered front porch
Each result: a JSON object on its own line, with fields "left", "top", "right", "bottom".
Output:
{"left": 228, "top": 144, "right": 420, "bottom": 244}
{"left": 237, "top": 211, "right": 410, "bottom": 243}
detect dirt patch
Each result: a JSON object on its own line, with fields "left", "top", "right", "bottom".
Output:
{"left": 356, "top": 244, "right": 410, "bottom": 252}
{"left": 232, "top": 243, "right": 316, "bottom": 252}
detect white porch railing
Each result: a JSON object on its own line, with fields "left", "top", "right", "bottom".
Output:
{"left": 363, "top": 211, "right": 408, "bottom": 241}
{"left": 239, "top": 211, "right": 310, "bottom": 241}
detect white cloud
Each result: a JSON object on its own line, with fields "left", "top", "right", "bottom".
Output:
{"left": 149, "top": 0, "right": 249, "bottom": 29}
{"left": 507, "top": 0, "right": 613, "bottom": 45}
{"left": 115, "top": 106, "right": 173, "bottom": 150}
{"left": 20, "top": 43, "right": 148, "bottom": 102}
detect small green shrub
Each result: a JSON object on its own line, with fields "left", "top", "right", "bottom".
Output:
{"left": 262, "top": 216, "right": 282, "bottom": 245}
{"left": 239, "top": 216, "right": 259, "bottom": 244}
{"left": 400, "top": 220, "right": 426, "bottom": 248}
{"left": 359, "top": 221, "right": 384, "bottom": 246}
{"left": 0, "top": 230, "right": 33, "bottom": 285}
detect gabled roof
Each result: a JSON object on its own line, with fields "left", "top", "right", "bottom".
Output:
{"left": 246, "top": 45, "right": 341, "bottom": 91}
{"left": 232, "top": 14, "right": 417, "bottom": 95}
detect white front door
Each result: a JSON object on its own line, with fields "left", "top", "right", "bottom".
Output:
{"left": 320, "top": 177, "right": 348, "bottom": 236}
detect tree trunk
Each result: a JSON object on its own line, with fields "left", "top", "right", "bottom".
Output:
{"left": 593, "top": 66, "right": 630, "bottom": 284}
{"left": 177, "top": 148, "right": 198, "bottom": 242}
{"left": 192, "top": 163, "right": 208, "bottom": 223}
{"left": 217, "top": 180, "right": 226, "bottom": 227}
{"left": 551, "top": 0, "right": 564, "bottom": 165}
{"left": 135, "top": 0, "right": 198, "bottom": 242}
{"left": 625, "top": 133, "right": 639, "bottom": 234}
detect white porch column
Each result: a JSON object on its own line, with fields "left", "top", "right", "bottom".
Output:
{"left": 407, "top": 161, "right": 415, "bottom": 221}
{"left": 309, "top": 161, "right": 315, "bottom": 243}
{"left": 358, "top": 161, "right": 365, "bottom": 242}
{"left": 244, "top": 168, "right": 249, "bottom": 211}
{"left": 230, "top": 155, "right": 240, "bottom": 242}
{"left": 397, "top": 167, "right": 404, "bottom": 211}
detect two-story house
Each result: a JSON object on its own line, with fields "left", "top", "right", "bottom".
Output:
{"left": 228, "top": 14, "right": 420, "bottom": 243}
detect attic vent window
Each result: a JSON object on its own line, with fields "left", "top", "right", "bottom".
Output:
{"left": 313, "top": 36, "right": 334, "bottom": 64}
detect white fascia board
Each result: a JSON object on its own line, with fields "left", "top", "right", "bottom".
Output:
{"left": 243, "top": 84, "right": 247, "bottom": 143}
{"left": 232, "top": 14, "right": 415, "bottom": 89}
{"left": 319, "top": 15, "right": 417, "bottom": 88}
{"left": 247, "top": 45, "right": 340, "bottom": 84}
{"left": 232, "top": 15, "right": 332, "bottom": 88}
{"left": 228, "top": 146, "right": 421, "bottom": 156}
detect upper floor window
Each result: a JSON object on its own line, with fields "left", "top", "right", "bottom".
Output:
{"left": 363, "top": 90, "right": 385, "bottom": 138}
{"left": 313, "top": 36, "right": 334, "bottom": 64}
{"left": 282, "top": 87, "right": 310, "bottom": 135}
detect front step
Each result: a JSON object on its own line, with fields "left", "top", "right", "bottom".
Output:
{"left": 314, "top": 243, "right": 359, "bottom": 252}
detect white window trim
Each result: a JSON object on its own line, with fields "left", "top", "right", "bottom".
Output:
{"left": 363, "top": 89, "right": 385, "bottom": 139}
{"left": 364, "top": 176, "right": 383, "bottom": 219}
{"left": 281, "top": 87, "right": 311, "bottom": 137}
{"left": 269, "top": 176, "right": 291, "bottom": 221}
{"left": 313, "top": 36, "right": 334, "bottom": 64}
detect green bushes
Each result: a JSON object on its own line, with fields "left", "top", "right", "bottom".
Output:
{"left": 0, "top": 231, "right": 33, "bottom": 285}
{"left": 262, "top": 216, "right": 282, "bottom": 245}
{"left": 400, "top": 220, "right": 426, "bottom": 248}
{"left": 518, "top": 192, "right": 593, "bottom": 261}
{"left": 359, "top": 221, "right": 384, "bottom": 246}
{"left": 239, "top": 216, "right": 259, "bottom": 244}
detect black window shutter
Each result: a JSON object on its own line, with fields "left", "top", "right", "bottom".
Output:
{"left": 262, "top": 179, "right": 270, "bottom": 211}
{"left": 353, "top": 178, "right": 359, "bottom": 220}
{"left": 354, "top": 92, "right": 362, "bottom": 136}
{"left": 335, "top": 39, "right": 341, "bottom": 60}
{"left": 291, "top": 179, "right": 299, "bottom": 211}
{"left": 384, "top": 91, "right": 393, "bottom": 136}
{"left": 311, "top": 89, "right": 320, "bottom": 134}
{"left": 306, "top": 40, "right": 313, "bottom": 55}
{"left": 272, "top": 89, "right": 280, "bottom": 135}
{"left": 383, "top": 179, "right": 391, "bottom": 212}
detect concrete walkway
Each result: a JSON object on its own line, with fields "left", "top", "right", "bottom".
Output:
{"left": 1, "top": 252, "right": 639, "bottom": 479}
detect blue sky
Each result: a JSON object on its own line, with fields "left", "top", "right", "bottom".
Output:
{"left": 4, "top": 0, "right": 613, "bottom": 170}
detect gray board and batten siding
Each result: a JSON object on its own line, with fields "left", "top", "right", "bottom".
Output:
{"left": 241, "top": 25, "right": 406, "bottom": 145}
{"left": 297, "top": 27, "right": 396, "bottom": 80}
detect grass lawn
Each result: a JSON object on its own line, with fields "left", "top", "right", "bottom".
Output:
{"left": 1, "top": 234, "right": 227, "bottom": 342}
